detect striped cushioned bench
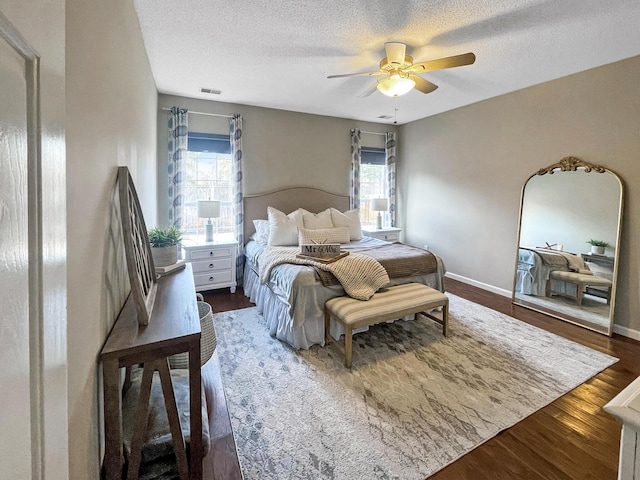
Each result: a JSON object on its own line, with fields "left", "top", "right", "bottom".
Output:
{"left": 324, "top": 283, "right": 448, "bottom": 368}
{"left": 546, "top": 270, "right": 613, "bottom": 306}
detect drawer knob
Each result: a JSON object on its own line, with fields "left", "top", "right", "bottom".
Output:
{"left": 209, "top": 251, "right": 214, "bottom": 256}
{"left": 209, "top": 276, "right": 214, "bottom": 282}
{"left": 209, "top": 263, "right": 215, "bottom": 269}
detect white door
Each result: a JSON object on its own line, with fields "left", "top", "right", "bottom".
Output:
{"left": 0, "top": 13, "right": 32, "bottom": 479}
{"left": 0, "top": 7, "right": 68, "bottom": 479}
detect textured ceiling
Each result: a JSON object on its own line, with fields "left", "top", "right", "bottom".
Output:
{"left": 133, "top": 0, "right": 640, "bottom": 125}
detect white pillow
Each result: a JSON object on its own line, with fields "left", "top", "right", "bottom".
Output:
{"left": 252, "top": 219, "right": 269, "bottom": 245}
{"left": 301, "top": 208, "right": 334, "bottom": 229}
{"left": 267, "top": 206, "right": 304, "bottom": 246}
{"left": 298, "top": 227, "right": 350, "bottom": 245}
{"left": 330, "top": 208, "right": 362, "bottom": 241}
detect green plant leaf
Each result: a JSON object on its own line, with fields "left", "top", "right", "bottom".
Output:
{"left": 148, "top": 225, "right": 182, "bottom": 247}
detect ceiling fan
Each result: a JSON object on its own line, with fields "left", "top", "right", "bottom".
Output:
{"left": 327, "top": 42, "right": 476, "bottom": 97}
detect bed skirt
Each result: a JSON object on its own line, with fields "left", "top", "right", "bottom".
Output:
{"left": 243, "top": 256, "right": 447, "bottom": 350}
{"left": 244, "top": 264, "right": 327, "bottom": 349}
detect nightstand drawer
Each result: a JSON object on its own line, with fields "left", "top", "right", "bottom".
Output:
{"left": 362, "top": 228, "right": 402, "bottom": 242}
{"left": 378, "top": 232, "right": 399, "bottom": 242}
{"left": 191, "top": 257, "right": 233, "bottom": 273}
{"left": 187, "top": 246, "right": 234, "bottom": 261}
{"left": 194, "top": 269, "right": 233, "bottom": 286}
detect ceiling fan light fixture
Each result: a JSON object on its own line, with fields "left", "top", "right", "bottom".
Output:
{"left": 376, "top": 75, "right": 415, "bottom": 97}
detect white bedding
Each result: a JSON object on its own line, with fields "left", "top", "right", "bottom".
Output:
{"left": 243, "top": 237, "right": 446, "bottom": 349}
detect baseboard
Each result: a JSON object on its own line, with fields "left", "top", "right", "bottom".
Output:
{"left": 444, "top": 272, "right": 512, "bottom": 298}
{"left": 613, "top": 324, "right": 640, "bottom": 341}
{"left": 445, "top": 273, "right": 640, "bottom": 341}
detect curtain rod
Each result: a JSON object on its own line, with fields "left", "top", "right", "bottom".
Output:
{"left": 360, "top": 130, "right": 386, "bottom": 136}
{"left": 161, "top": 107, "right": 233, "bottom": 118}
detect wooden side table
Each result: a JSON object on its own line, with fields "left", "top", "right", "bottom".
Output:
{"left": 100, "top": 265, "right": 203, "bottom": 480}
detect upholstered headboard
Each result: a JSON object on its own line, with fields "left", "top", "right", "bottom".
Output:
{"left": 243, "top": 187, "right": 350, "bottom": 242}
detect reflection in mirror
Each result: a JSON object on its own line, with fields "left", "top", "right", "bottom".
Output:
{"left": 512, "top": 157, "right": 624, "bottom": 336}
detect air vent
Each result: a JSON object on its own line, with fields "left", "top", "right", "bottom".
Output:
{"left": 200, "top": 88, "right": 221, "bottom": 95}
{"left": 377, "top": 115, "right": 393, "bottom": 119}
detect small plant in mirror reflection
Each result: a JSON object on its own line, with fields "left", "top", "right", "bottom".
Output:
{"left": 587, "top": 239, "right": 609, "bottom": 248}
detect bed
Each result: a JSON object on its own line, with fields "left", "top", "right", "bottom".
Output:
{"left": 242, "top": 187, "right": 447, "bottom": 349}
{"left": 515, "top": 247, "right": 592, "bottom": 298}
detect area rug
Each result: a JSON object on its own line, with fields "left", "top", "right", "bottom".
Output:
{"left": 213, "top": 294, "right": 617, "bottom": 480}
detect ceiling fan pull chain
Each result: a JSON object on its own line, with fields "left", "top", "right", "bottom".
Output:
{"left": 394, "top": 96, "right": 398, "bottom": 124}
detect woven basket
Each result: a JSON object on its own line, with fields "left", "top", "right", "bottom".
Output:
{"left": 169, "top": 298, "right": 216, "bottom": 369}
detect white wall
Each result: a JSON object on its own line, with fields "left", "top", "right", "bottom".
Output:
{"left": 66, "top": 0, "right": 157, "bottom": 478}
{"left": 156, "top": 95, "right": 397, "bottom": 226}
{"left": 399, "top": 55, "right": 640, "bottom": 332}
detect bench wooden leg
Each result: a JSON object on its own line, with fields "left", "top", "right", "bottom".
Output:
{"left": 324, "top": 309, "right": 331, "bottom": 345}
{"left": 576, "top": 283, "right": 584, "bottom": 306}
{"left": 442, "top": 301, "right": 449, "bottom": 337}
{"left": 420, "top": 301, "right": 449, "bottom": 337}
{"left": 344, "top": 326, "right": 353, "bottom": 369}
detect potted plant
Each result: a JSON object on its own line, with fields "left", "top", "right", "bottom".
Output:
{"left": 148, "top": 225, "right": 182, "bottom": 267}
{"left": 587, "top": 239, "right": 609, "bottom": 255}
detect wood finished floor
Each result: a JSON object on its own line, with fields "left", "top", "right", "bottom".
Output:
{"left": 200, "top": 278, "right": 640, "bottom": 479}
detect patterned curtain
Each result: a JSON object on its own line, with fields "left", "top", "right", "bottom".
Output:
{"left": 168, "top": 107, "right": 188, "bottom": 228}
{"left": 385, "top": 131, "right": 397, "bottom": 227}
{"left": 230, "top": 114, "right": 245, "bottom": 285}
{"left": 350, "top": 129, "right": 361, "bottom": 210}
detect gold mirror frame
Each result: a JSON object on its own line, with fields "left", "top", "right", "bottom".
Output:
{"left": 512, "top": 157, "right": 624, "bottom": 336}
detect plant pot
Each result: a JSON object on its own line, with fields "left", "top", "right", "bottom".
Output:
{"left": 151, "top": 245, "right": 178, "bottom": 267}
{"left": 590, "top": 245, "right": 605, "bottom": 255}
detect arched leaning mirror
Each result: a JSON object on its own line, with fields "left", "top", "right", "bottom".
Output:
{"left": 512, "top": 157, "right": 624, "bottom": 336}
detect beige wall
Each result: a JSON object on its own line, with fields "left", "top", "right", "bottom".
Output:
{"left": 156, "top": 95, "right": 396, "bottom": 226}
{"left": 66, "top": 0, "right": 157, "bottom": 478}
{"left": 399, "top": 55, "right": 640, "bottom": 334}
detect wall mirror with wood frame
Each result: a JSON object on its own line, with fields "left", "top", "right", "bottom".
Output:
{"left": 512, "top": 157, "right": 624, "bottom": 336}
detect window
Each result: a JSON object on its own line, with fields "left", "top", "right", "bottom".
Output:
{"left": 360, "top": 146, "right": 386, "bottom": 227}
{"left": 183, "top": 132, "right": 233, "bottom": 236}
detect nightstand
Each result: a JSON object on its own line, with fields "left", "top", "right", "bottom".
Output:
{"left": 182, "top": 238, "right": 238, "bottom": 293}
{"left": 361, "top": 227, "right": 402, "bottom": 242}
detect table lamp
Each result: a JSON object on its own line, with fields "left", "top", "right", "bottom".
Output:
{"left": 197, "top": 200, "right": 220, "bottom": 242}
{"left": 371, "top": 198, "right": 389, "bottom": 230}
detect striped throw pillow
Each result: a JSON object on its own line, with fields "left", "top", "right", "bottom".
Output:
{"left": 298, "top": 227, "right": 350, "bottom": 245}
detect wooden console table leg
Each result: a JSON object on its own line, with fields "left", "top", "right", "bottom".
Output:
{"left": 126, "top": 363, "right": 155, "bottom": 480}
{"left": 188, "top": 338, "right": 203, "bottom": 480}
{"left": 102, "top": 358, "right": 124, "bottom": 480}
{"left": 156, "top": 359, "right": 189, "bottom": 480}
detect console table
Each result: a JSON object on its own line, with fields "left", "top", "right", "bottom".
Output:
{"left": 581, "top": 252, "right": 615, "bottom": 269}
{"left": 100, "top": 265, "right": 202, "bottom": 480}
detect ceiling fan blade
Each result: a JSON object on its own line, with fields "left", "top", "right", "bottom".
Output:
{"left": 410, "top": 75, "right": 439, "bottom": 94}
{"left": 384, "top": 42, "right": 406, "bottom": 66}
{"left": 327, "top": 70, "right": 385, "bottom": 79}
{"left": 359, "top": 82, "right": 379, "bottom": 98}
{"left": 408, "top": 52, "right": 476, "bottom": 73}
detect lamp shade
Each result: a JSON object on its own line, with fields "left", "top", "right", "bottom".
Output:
{"left": 197, "top": 200, "right": 220, "bottom": 219}
{"left": 371, "top": 198, "right": 389, "bottom": 212}
{"left": 376, "top": 75, "right": 415, "bottom": 97}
